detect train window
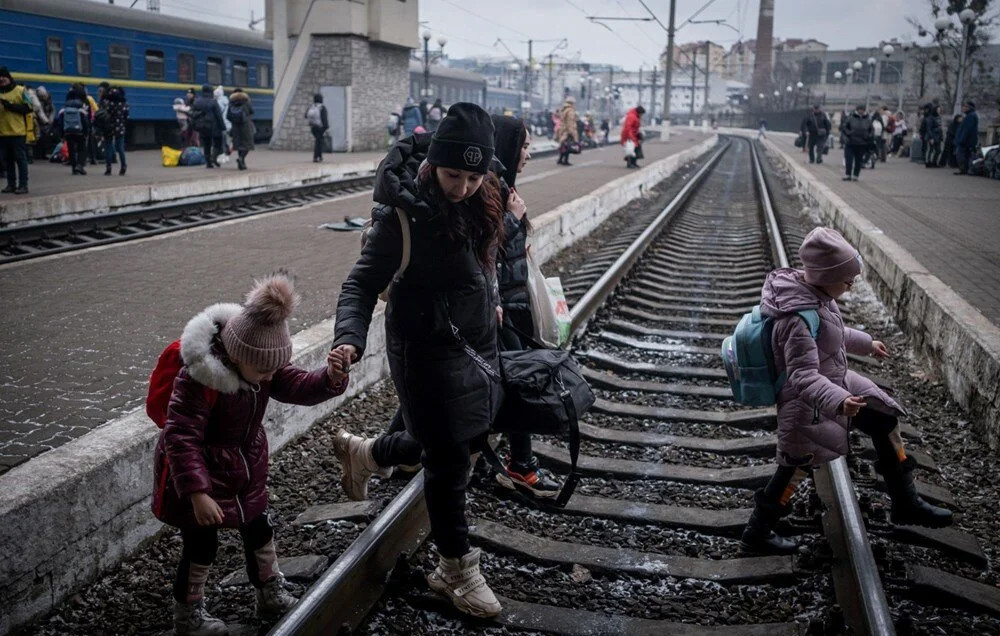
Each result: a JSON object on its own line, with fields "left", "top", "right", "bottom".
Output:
{"left": 178, "top": 53, "right": 195, "bottom": 84}
{"left": 145, "top": 50, "right": 165, "bottom": 81}
{"left": 232, "top": 60, "right": 248, "bottom": 87}
{"left": 256, "top": 63, "right": 270, "bottom": 88}
{"left": 206, "top": 57, "right": 222, "bottom": 86}
{"left": 76, "top": 41, "right": 91, "bottom": 76}
{"left": 109, "top": 45, "right": 131, "bottom": 79}
{"left": 46, "top": 37, "right": 64, "bottom": 74}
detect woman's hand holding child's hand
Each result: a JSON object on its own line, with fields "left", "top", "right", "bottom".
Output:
{"left": 840, "top": 395, "right": 867, "bottom": 417}
{"left": 191, "top": 492, "right": 224, "bottom": 526}
{"left": 871, "top": 340, "right": 889, "bottom": 358}
{"left": 326, "top": 348, "right": 352, "bottom": 383}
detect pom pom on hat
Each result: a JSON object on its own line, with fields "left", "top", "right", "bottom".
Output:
{"left": 798, "top": 227, "right": 862, "bottom": 286}
{"left": 222, "top": 272, "right": 299, "bottom": 370}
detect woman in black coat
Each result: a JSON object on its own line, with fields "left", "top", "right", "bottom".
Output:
{"left": 330, "top": 104, "right": 506, "bottom": 618}
{"left": 921, "top": 105, "right": 943, "bottom": 168}
{"left": 490, "top": 115, "right": 561, "bottom": 498}
{"left": 940, "top": 114, "right": 962, "bottom": 168}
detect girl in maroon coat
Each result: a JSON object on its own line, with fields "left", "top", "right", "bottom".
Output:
{"left": 740, "top": 228, "right": 952, "bottom": 555}
{"left": 152, "top": 273, "right": 351, "bottom": 635}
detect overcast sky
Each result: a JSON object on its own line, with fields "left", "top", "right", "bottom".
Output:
{"left": 98, "top": 0, "right": 973, "bottom": 69}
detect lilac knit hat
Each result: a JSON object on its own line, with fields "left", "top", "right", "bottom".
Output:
{"left": 798, "top": 227, "right": 862, "bottom": 285}
{"left": 222, "top": 273, "right": 299, "bottom": 370}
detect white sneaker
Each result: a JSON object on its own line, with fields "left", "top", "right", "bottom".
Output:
{"left": 173, "top": 599, "right": 227, "bottom": 636}
{"left": 426, "top": 548, "right": 502, "bottom": 618}
{"left": 333, "top": 429, "right": 391, "bottom": 500}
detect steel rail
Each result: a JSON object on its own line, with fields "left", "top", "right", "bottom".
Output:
{"left": 749, "top": 140, "right": 895, "bottom": 636}
{"left": 567, "top": 141, "right": 730, "bottom": 338}
{"left": 0, "top": 173, "right": 377, "bottom": 265}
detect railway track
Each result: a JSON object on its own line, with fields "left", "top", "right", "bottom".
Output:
{"left": 0, "top": 142, "right": 580, "bottom": 266}
{"left": 260, "top": 136, "right": 914, "bottom": 636}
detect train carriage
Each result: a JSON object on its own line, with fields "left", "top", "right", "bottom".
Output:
{"left": 0, "top": 0, "right": 274, "bottom": 146}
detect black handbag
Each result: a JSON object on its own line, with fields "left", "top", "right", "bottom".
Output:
{"left": 450, "top": 321, "right": 595, "bottom": 507}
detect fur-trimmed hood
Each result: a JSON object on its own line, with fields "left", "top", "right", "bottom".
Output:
{"left": 179, "top": 302, "right": 246, "bottom": 394}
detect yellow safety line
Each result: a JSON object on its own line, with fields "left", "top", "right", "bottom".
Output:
{"left": 11, "top": 72, "right": 275, "bottom": 96}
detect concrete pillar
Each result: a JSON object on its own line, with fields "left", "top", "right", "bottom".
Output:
{"left": 268, "top": 0, "right": 418, "bottom": 152}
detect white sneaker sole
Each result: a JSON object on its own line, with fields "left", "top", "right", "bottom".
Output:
{"left": 426, "top": 573, "right": 502, "bottom": 618}
{"left": 494, "top": 472, "right": 559, "bottom": 499}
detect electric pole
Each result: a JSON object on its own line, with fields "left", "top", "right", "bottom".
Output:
{"left": 662, "top": 0, "right": 676, "bottom": 138}
{"left": 689, "top": 46, "right": 697, "bottom": 121}
{"left": 703, "top": 41, "right": 710, "bottom": 122}
{"left": 650, "top": 66, "right": 658, "bottom": 123}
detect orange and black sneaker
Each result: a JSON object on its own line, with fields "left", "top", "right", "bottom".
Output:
{"left": 495, "top": 457, "right": 561, "bottom": 499}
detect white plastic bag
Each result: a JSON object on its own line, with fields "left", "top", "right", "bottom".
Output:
{"left": 526, "top": 250, "right": 571, "bottom": 348}
{"left": 624, "top": 139, "right": 636, "bottom": 159}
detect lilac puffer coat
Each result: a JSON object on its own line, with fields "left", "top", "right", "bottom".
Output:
{"left": 762, "top": 269, "right": 904, "bottom": 466}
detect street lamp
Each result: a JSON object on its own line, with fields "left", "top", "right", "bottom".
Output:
{"left": 946, "top": 8, "right": 977, "bottom": 115}
{"left": 422, "top": 31, "right": 446, "bottom": 100}
{"left": 897, "top": 40, "right": 912, "bottom": 112}
{"left": 864, "top": 56, "right": 876, "bottom": 111}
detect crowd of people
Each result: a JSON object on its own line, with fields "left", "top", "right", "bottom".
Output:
{"left": 172, "top": 84, "right": 257, "bottom": 170}
{"left": 147, "top": 101, "right": 952, "bottom": 636}
{"left": 1, "top": 66, "right": 133, "bottom": 194}
{"left": 795, "top": 99, "right": 983, "bottom": 182}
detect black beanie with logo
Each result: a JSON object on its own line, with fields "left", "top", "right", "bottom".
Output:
{"left": 427, "top": 102, "right": 495, "bottom": 174}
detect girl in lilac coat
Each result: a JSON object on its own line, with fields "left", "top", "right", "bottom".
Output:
{"left": 153, "top": 273, "right": 351, "bottom": 635}
{"left": 741, "top": 228, "right": 952, "bottom": 555}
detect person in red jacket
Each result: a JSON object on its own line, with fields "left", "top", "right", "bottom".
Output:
{"left": 152, "top": 272, "right": 351, "bottom": 635}
{"left": 621, "top": 105, "right": 645, "bottom": 168}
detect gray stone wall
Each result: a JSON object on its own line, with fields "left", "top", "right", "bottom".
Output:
{"left": 270, "top": 35, "right": 409, "bottom": 152}
{"left": 351, "top": 38, "right": 409, "bottom": 151}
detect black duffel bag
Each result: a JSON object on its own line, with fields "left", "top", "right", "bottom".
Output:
{"left": 451, "top": 322, "right": 595, "bottom": 507}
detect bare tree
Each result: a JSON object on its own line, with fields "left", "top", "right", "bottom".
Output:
{"left": 907, "top": 0, "right": 998, "bottom": 109}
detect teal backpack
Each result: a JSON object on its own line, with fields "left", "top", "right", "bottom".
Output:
{"left": 721, "top": 306, "right": 820, "bottom": 406}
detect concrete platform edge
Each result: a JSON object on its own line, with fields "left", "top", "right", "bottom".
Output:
{"left": 0, "top": 134, "right": 715, "bottom": 633}
{"left": 736, "top": 129, "right": 1000, "bottom": 450}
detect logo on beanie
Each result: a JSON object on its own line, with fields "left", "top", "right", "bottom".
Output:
{"left": 463, "top": 146, "right": 483, "bottom": 167}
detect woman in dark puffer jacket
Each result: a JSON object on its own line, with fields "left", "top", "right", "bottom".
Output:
{"left": 329, "top": 103, "right": 507, "bottom": 618}
{"left": 153, "top": 273, "right": 349, "bottom": 635}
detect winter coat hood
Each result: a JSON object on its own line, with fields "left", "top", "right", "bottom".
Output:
{"left": 490, "top": 115, "right": 525, "bottom": 189}
{"left": 373, "top": 133, "right": 437, "bottom": 220}
{"left": 179, "top": 302, "right": 246, "bottom": 394}
{"left": 230, "top": 90, "right": 250, "bottom": 105}
{"left": 761, "top": 268, "right": 825, "bottom": 315}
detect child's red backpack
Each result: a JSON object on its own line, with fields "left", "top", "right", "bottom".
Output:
{"left": 147, "top": 340, "right": 218, "bottom": 427}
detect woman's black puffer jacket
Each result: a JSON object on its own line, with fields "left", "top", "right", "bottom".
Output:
{"left": 332, "top": 134, "right": 502, "bottom": 445}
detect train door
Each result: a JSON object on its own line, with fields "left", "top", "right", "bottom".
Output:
{"left": 320, "top": 86, "right": 349, "bottom": 152}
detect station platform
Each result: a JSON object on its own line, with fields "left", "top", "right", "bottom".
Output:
{"left": 0, "top": 132, "right": 713, "bottom": 473}
{"left": 763, "top": 131, "right": 1000, "bottom": 326}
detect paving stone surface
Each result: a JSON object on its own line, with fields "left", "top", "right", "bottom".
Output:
{"left": 770, "top": 133, "right": 1000, "bottom": 325}
{"left": 0, "top": 134, "right": 711, "bottom": 473}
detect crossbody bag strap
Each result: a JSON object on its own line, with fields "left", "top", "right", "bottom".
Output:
{"left": 552, "top": 388, "right": 581, "bottom": 508}
{"left": 448, "top": 318, "right": 501, "bottom": 383}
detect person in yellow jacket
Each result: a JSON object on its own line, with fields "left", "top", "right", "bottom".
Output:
{"left": 0, "top": 66, "right": 32, "bottom": 194}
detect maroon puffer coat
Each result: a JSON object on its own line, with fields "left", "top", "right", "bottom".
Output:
{"left": 152, "top": 303, "right": 347, "bottom": 529}
{"left": 762, "top": 269, "right": 904, "bottom": 467}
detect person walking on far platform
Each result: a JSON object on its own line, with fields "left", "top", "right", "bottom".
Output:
{"left": 621, "top": 105, "right": 644, "bottom": 168}
{"left": 100, "top": 86, "right": 129, "bottom": 176}
{"left": 920, "top": 104, "right": 942, "bottom": 169}
{"left": 841, "top": 104, "right": 872, "bottom": 181}
{"left": 227, "top": 88, "right": 254, "bottom": 171}
{"left": 804, "top": 104, "right": 831, "bottom": 165}
{"left": 740, "top": 228, "right": 952, "bottom": 556}
{"left": 953, "top": 100, "right": 979, "bottom": 175}
{"left": 54, "top": 85, "right": 91, "bottom": 176}
{"left": 0, "top": 65, "right": 32, "bottom": 194}
{"left": 306, "top": 94, "right": 329, "bottom": 162}
{"left": 757, "top": 118, "right": 767, "bottom": 140}
{"left": 151, "top": 272, "right": 351, "bottom": 635}
{"left": 554, "top": 96, "right": 578, "bottom": 165}
{"left": 940, "top": 113, "right": 962, "bottom": 168}
{"left": 401, "top": 96, "right": 423, "bottom": 136}
{"left": 330, "top": 103, "right": 506, "bottom": 619}
{"left": 191, "top": 85, "right": 225, "bottom": 169}
{"left": 426, "top": 97, "right": 444, "bottom": 133}
{"left": 213, "top": 86, "right": 231, "bottom": 157}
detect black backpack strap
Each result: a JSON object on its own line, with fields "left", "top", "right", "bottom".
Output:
{"left": 552, "top": 388, "right": 581, "bottom": 509}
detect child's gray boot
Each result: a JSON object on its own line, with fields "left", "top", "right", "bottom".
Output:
{"left": 426, "top": 547, "right": 502, "bottom": 618}
{"left": 175, "top": 563, "right": 227, "bottom": 635}
{"left": 253, "top": 540, "right": 298, "bottom": 621}
{"left": 333, "top": 429, "right": 391, "bottom": 500}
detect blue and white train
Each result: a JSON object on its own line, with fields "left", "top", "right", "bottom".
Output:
{"left": 0, "top": 0, "right": 274, "bottom": 145}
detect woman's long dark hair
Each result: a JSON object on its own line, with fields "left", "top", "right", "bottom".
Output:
{"left": 418, "top": 161, "right": 506, "bottom": 270}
